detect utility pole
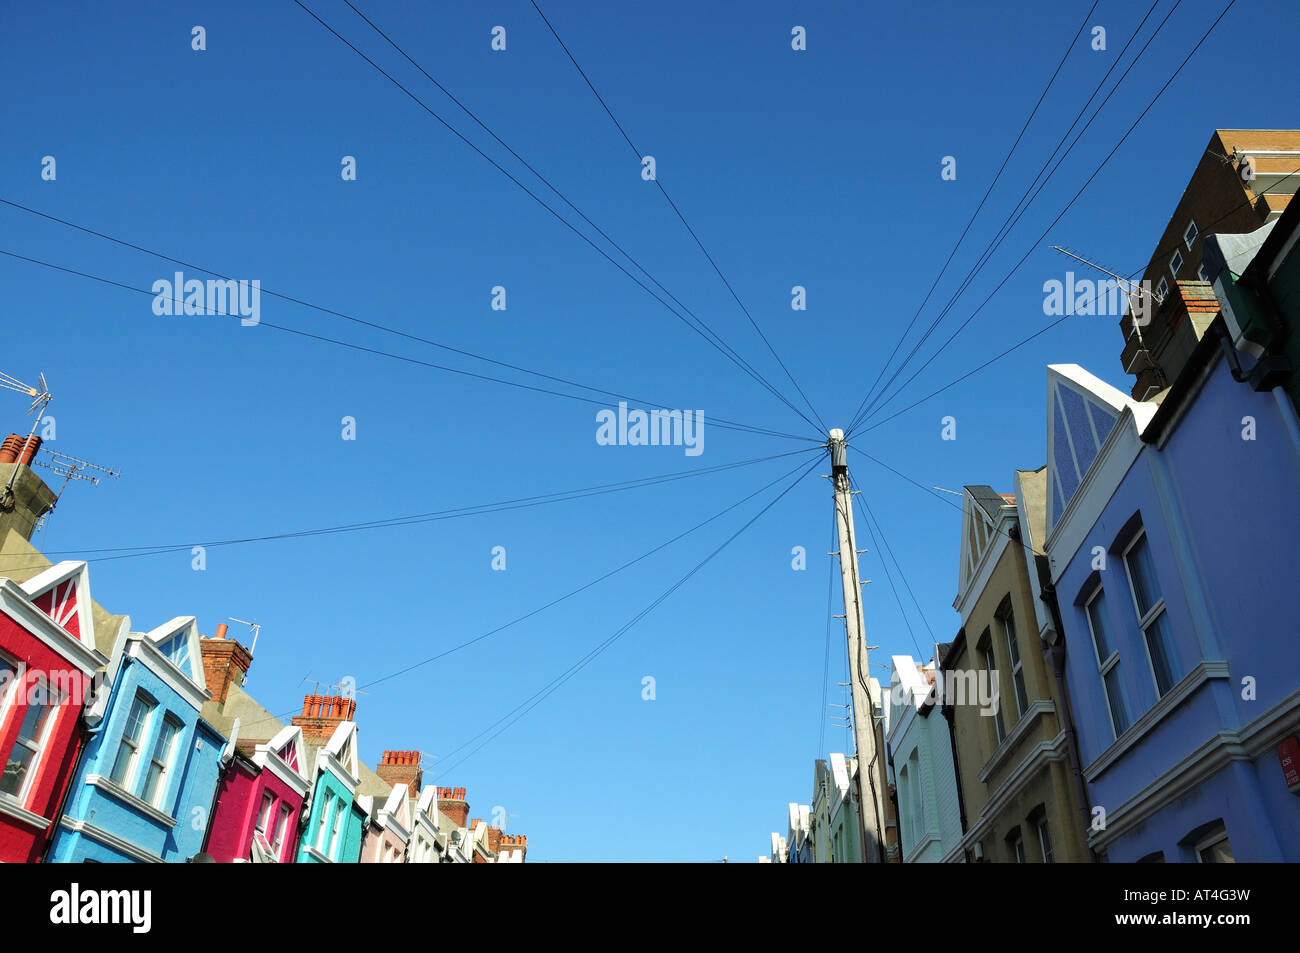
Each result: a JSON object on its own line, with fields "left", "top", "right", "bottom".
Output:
{"left": 827, "top": 428, "right": 884, "bottom": 863}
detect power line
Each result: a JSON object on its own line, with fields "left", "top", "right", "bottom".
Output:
{"left": 225, "top": 450, "right": 821, "bottom": 740}
{"left": 0, "top": 198, "right": 805, "bottom": 444}
{"left": 0, "top": 447, "right": 817, "bottom": 569}
{"left": 818, "top": 505, "right": 837, "bottom": 760}
{"left": 527, "top": 0, "right": 827, "bottom": 433}
{"left": 432, "top": 455, "right": 820, "bottom": 778}
{"left": 853, "top": 0, "right": 1237, "bottom": 433}
{"left": 851, "top": 0, "right": 1165, "bottom": 433}
{"left": 0, "top": 246, "right": 817, "bottom": 445}
{"left": 289, "top": 0, "right": 819, "bottom": 433}
{"left": 854, "top": 481, "right": 937, "bottom": 646}
{"left": 852, "top": 0, "right": 1171, "bottom": 431}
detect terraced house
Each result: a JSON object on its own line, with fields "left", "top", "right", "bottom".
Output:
{"left": 940, "top": 483, "right": 1089, "bottom": 863}
{"left": 293, "top": 694, "right": 366, "bottom": 863}
{"left": 49, "top": 615, "right": 224, "bottom": 863}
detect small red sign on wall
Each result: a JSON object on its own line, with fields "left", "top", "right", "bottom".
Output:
{"left": 1278, "top": 737, "right": 1300, "bottom": 794}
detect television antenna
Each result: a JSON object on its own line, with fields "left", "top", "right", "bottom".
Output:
{"left": 229, "top": 617, "right": 263, "bottom": 655}
{"left": 33, "top": 449, "right": 122, "bottom": 499}
{"left": 0, "top": 370, "right": 52, "bottom": 508}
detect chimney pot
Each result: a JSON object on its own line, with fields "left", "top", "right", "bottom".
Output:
{"left": 215, "top": 623, "right": 228, "bottom": 640}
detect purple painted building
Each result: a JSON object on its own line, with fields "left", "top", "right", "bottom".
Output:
{"left": 1020, "top": 316, "right": 1300, "bottom": 862}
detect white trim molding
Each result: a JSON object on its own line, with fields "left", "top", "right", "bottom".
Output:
{"left": 0, "top": 793, "right": 52, "bottom": 832}
{"left": 85, "top": 774, "right": 179, "bottom": 828}
{"left": 57, "top": 816, "right": 164, "bottom": 863}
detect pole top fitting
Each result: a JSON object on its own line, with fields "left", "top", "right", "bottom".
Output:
{"left": 828, "top": 428, "right": 847, "bottom": 471}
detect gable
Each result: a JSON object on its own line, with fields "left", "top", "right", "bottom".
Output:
{"left": 1045, "top": 365, "right": 1129, "bottom": 534}
{"left": 144, "top": 617, "right": 206, "bottom": 690}
{"left": 958, "top": 487, "right": 1012, "bottom": 597}
{"left": 325, "top": 720, "right": 360, "bottom": 780}
{"left": 19, "top": 560, "right": 95, "bottom": 649}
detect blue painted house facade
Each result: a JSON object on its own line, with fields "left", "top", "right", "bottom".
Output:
{"left": 293, "top": 697, "right": 366, "bottom": 864}
{"left": 1039, "top": 340, "right": 1300, "bottom": 862}
{"left": 49, "top": 616, "right": 224, "bottom": 863}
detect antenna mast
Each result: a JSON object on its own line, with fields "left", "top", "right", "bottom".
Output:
{"left": 0, "top": 370, "right": 51, "bottom": 509}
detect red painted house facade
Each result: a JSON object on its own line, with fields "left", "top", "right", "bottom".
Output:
{"left": 205, "top": 723, "right": 310, "bottom": 863}
{"left": 0, "top": 561, "right": 106, "bottom": 862}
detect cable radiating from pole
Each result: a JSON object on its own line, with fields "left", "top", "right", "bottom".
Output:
{"left": 849, "top": 0, "right": 1163, "bottom": 432}
{"left": 0, "top": 247, "right": 817, "bottom": 446}
{"left": 0, "top": 196, "right": 805, "bottom": 442}
{"left": 527, "top": 0, "right": 827, "bottom": 433}
{"left": 290, "top": 0, "right": 819, "bottom": 433}
{"left": 854, "top": 0, "right": 1236, "bottom": 432}
{"left": 846, "top": 0, "right": 1100, "bottom": 429}
{"left": 432, "top": 456, "right": 819, "bottom": 777}
{"left": 842, "top": 471, "right": 924, "bottom": 660}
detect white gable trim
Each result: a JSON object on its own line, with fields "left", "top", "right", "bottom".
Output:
{"left": 145, "top": 616, "right": 206, "bottom": 691}
{"left": 0, "top": 579, "right": 100, "bottom": 674}
{"left": 127, "top": 635, "right": 210, "bottom": 711}
{"left": 18, "top": 560, "right": 96, "bottom": 651}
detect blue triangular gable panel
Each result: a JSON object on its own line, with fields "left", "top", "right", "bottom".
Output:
{"left": 158, "top": 628, "right": 195, "bottom": 678}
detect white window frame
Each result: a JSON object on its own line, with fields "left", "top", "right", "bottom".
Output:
{"left": 140, "top": 713, "right": 182, "bottom": 807}
{"left": 1002, "top": 608, "right": 1028, "bottom": 717}
{"left": 315, "top": 795, "right": 333, "bottom": 852}
{"left": 1169, "top": 249, "right": 1184, "bottom": 278}
{"left": 0, "top": 671, "right": 62, "bottom": 804}
{"left": 272, "top": 803, "right": 291, "bottom": 854}
{"left": 328, "top": 798, "right": 344, "bottom": 859}
{"left": 1183, "top": 219, "right": 1198, "bottom": 249}
{"left": 1084, "top": 584, "right": 1129, "bottom": 739}
{"left": 109, "top": 693, "right": 155, "bottom": 790}
{"left": 1009, "top": 830, "right": 1025, "bottom": 863}
{"left": 1156, "top": 277, "right": 1170, "bottom": 302}
{"left": 1194, "top": 827, "right": 1234, "bottom": 863}
{"left": 256, "top": 791, "right": 275, "bottom": 833}
{"left": 980, "top": 641, "right": 1005, "bottom": 743}
{"left": 1036, "top": 815, "right": 1054, "bottom": 863}
{"left": 1121, "top": 529, "right": 1177, "bottom": 697}
{"left": 1197, "top": 263, "right": 1210, "bottom": 282}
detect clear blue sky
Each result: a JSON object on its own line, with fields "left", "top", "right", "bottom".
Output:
{"left": 1, "top": 0, "right": 1296, "bottom": 861}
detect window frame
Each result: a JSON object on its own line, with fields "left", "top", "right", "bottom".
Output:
{"left": 1084, "top": 584, "right": 1130, "bottom": 738}
{"left": 1000, "top": 605, "right": 1028, "bottom": 717}
{"left": 0, "top": 670, "right": 63, "bottom": 804}
{"left": 1169, "top": 249, "right": 1184, "bottom": 278}
{"left": 979, "top": 636, "right": 1006, "bottom": 744}
{"left": 1120, "top": 529, "right": 1179, "bottom": 697}
{"left": 1036, "top": 815, "right": 1054, "bottom": 864}
{"left": 1183, "top": 219, "right": 1198, "bottom": 249}
{"left": 139, "top": 713, "right": 182, "bottom": 807}
{"left": 1155, "top": 277, "right": 1170, "bottom": 302}
{"left": 1194, "top": 827, "right": 1235, "bottom": 864}
{"left": 108, "top": 692, "right": 156, "bottom": 790}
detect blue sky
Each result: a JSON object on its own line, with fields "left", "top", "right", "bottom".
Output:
{"left": 1, "top": 0, "right": 1296, "bottom": 861}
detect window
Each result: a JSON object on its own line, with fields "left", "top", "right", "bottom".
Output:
{"left": 1195, "top": 827, "right": 1235, "bottom": 863}
{"left": 907, "top": 750, "right": 923, "bottom": 840}
{"left": 1122, "top": 531, "right": 1180, "bottom": 696}
{"left": 1155, "top": 277, "right": 1169, "bottom": 302}
{"left": 1197, "top": 263, "right": 1210, "bottom": 282}
{"left": 1169, "top": 249, "right": 1184, "bottom": 277}
{"left": 1007, "top": 828, "right": 1025, "bottom": 863}
{"left": 1002, "top": 607, "right": 1028, "bottom": 717}
{"left": 272, "top": 804, "right": 292, "bottom": 853}
{"left": 1036, "top": 816, "right": 1054, "bottom": 863}
{"left": 980, "top": 639, "right": 1005, "bottom": 743}
{"left": 109, "top": 694, "right": 154, "bottom": 788}
{"left": 1, "top": 676, "right": 61, "bottom": 801}
{"left": 328, "top": 798, "right": 344, "bottom": 859}
{"left": 256, "top": 792, "right": 275, "bottom": 833}
{"left": 1085, "top": 586, "right": 1130, "bottom": 737}
{"left": 315, "top": 796, "right": 332, "bottom": 851}
{"left": 140, "top": 714, "right": 181, "bottom": 806}
{"left": 1183, "top": 219, "right": 1198, "bottom": 249}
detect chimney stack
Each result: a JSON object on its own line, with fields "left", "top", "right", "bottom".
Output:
{"left": 0, "top": 434, "right": 56, "bottom": 543}
{"left": 199, "top": 624, "right": 253, "bottom": 705}
{"left": 436, "top": 786, "right": 469, "bottom": 828}
{"left": 291, "top": 694, "right": 357, "bottom": 746}
{"left": 377, "top": 750, "right": 423, "bottom": 798}
{"left": 499, "top": 833, "right": 527, "bottom": 862}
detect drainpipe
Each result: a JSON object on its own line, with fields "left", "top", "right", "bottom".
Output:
{"left": 941, "top": 701, "right": 969, "bottom": 845}
{"left": 1040, "top": 580, "right": 1098, "bottom": 863}
{"left": 40, "top": 719, "right": 91, "bottom": 863}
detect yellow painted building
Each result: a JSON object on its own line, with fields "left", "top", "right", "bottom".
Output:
{"left": 938, "top": 477, "right": 1090, "bottom": 863}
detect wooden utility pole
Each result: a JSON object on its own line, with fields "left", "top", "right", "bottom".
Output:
{"left": 828, "top": 428, "right": 884, "bottom": 863}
